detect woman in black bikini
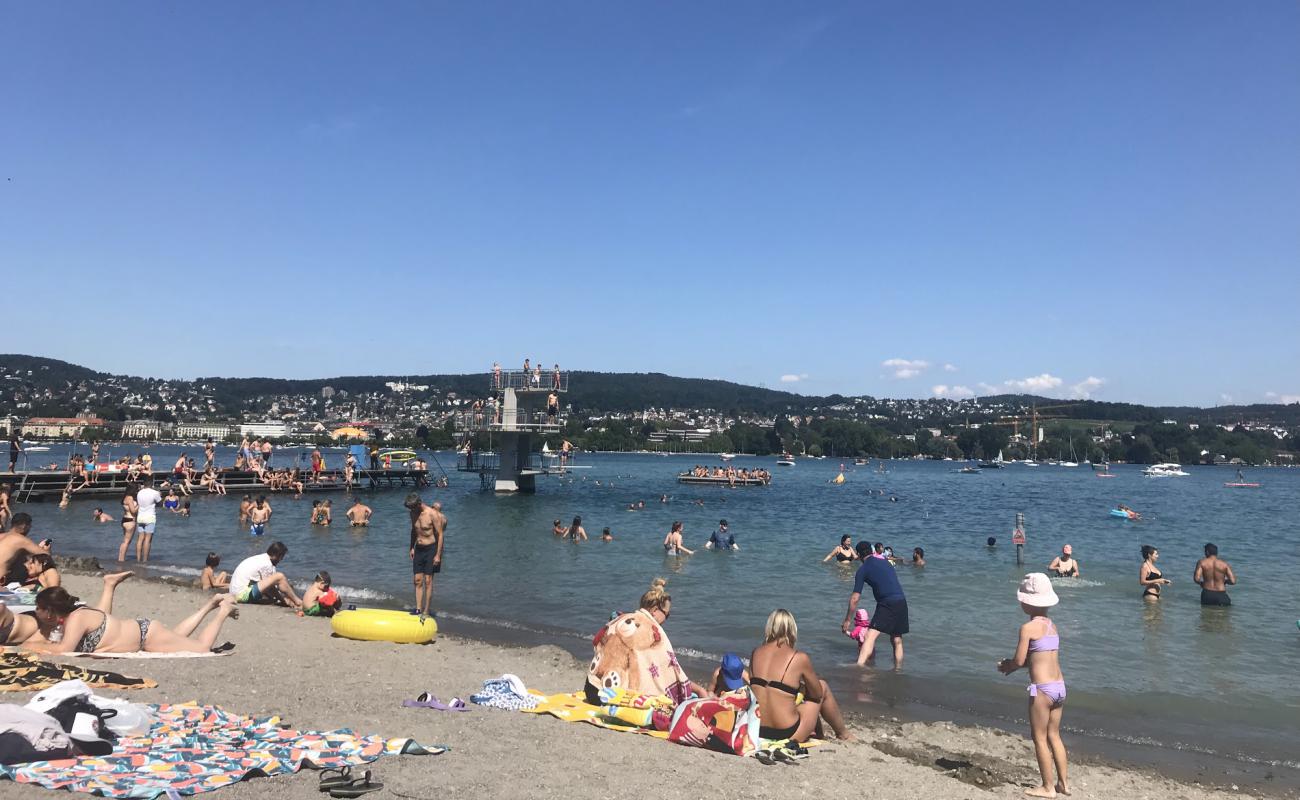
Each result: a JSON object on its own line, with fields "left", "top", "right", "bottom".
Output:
{"left": 822, "top": 535, "right": 856, "bottom": 564}
{"left": 1139, "top": 545, "right": 1171, "bottom": 601}
{"left": 748, "top": 609, "right": 852, "bottom": 743}
{"left": 27, "top": 582, "right": 238, "bottom": 655}
{"left": 117, "top": 485, "right": 139, "bottom": 563}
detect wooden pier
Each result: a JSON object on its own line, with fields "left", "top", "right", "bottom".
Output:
{"left": 3, "top": 468, "right": 429, "bottom": 502}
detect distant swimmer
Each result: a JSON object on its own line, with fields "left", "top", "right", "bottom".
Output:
{"left": 91, "top": 508, "right": 114, "bottom": 523}
{"left": 1139, "top": 545, "right": 1171, "bottom": 601}
{"left": 987, "top": 536, "right": 997, "bottom": 548}
{"left": 552, "top": 519, "right": 566, "bottom": 536}
{"left": 346, "top": 497, "right": 372, "bottom": 527}
{"left": 909, "top": 547, "right": 925, "bottom": 567}
{"left": 601, "top": 527, "right": 613, "bottom": 541}
{"left": 1048, "top": 545, "right": 1080, "bottom": 578}
{"left": 663, "top": 521, "right": 694, "bottom": 556}
{"left": 1194, "top": 542, "right": 1236, "bottom": 606}
{"left": 823, "top": 535, "right": 856, "bottom": 563}
{"left": 565, "top": 516, "right": 588, "bottom": 541}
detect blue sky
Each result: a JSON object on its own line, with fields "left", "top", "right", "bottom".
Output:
{"left": 3, "top": 1, "right": 1297, "bottom": 406}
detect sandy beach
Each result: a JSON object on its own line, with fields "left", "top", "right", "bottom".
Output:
{"left": 0, "top": 570, "right": 1280, "bottom": 800}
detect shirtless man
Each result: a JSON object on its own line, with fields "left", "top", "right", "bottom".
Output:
{"left": 0, "top": 514, "right": 51, "bottom": 582}
{"left": 346, "top": 497, "right": 372, "bottom": 527}
{"left": 1194, "top": 542, "right": 1236, "bottom": 607}
{"left": 404, "top": 494, "right": 445, "bottom": 620}
{"left": 249, "top": 495, "right": 272, "bottom": 537}
{"left": 204, "top": 439, "right": 215, "bottom": 470}
{"left": 238, "top": 495, "right": 252, "bottom": 525}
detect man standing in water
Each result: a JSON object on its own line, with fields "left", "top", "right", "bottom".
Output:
{"left": 405, "top": 494, "right": 445, "bottom": 620}
{"left": 346, "top": 496, "right": 372, "bottom": 526}
{"left": 844, "top": 541, "right": 909, "bottom": 667}
{"left": 135, "top": 478, "right": 162, "bottom": 563}
{"left": 249, "top": 495, "right": 273, "bottom": 536}
{"left": 1194, "top": 542, "right": 1236, "bottom": 606}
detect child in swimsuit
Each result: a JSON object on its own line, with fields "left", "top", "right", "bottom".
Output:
{"left": 846, "top": 609, "right": 871, "bottom": 644}
{"left": 299, "top": 571, "right": 341, "bottom": 617}
{"left": 997, "top": 573, "right": 1070, "bottom": 798}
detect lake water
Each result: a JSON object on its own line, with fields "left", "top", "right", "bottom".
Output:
{"left": 14, "top": 444, "right": 1300, "bottom": 781}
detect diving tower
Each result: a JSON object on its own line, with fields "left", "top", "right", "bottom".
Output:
{"left": 455, "top": 368, "right": 569, "bottom": 492}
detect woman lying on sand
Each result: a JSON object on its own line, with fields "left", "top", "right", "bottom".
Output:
{"left": 749, "top": 609, "right": 852, "bottom": 743}
{"left": 25, "top": 577, "right": 237, "bottom": 655}
{"left": 1, "top": 571, "right": 131, "bottom": 646}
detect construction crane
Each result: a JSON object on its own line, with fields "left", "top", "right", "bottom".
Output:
{"left": 990, "top": 404, "right": 1077, "bottom": 457}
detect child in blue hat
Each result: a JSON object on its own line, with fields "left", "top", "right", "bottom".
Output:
{"left": 709, "top": 652, "right": 750, "bottom": 695}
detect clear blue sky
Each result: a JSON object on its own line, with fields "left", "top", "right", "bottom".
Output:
{"left": 3, "top": 2, "right": 1297, "bottom": 406}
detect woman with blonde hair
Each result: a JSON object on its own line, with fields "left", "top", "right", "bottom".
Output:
{"left": 749, "top": 609, "right": 852, "bottom": 743}
{"left": 585, "top": 578, "right": 708, "bottom": 704}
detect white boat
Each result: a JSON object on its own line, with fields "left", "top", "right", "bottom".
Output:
{"left": 719, "top": 453, "right": 735, "bottom": 461}
{"left": 25, "top": 446, "right": 51, "bottom": 452}
{"left": 1022, "top": 460, "right": 1039, "bottom": 467}
{"left": 776, "top": 453, "right": 796, "bottom": 467}
{"left": 1143, "top": 463, "right": 1190, "bottom": 477}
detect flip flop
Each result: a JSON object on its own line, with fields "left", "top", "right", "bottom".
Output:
{"left": 402, "top": 693, "right": 469, "bottom": 711}
{"left": 753, "top": 749, "right": 776, "bottom": 765}
{"left": 778, "top": 743, "right": 810, "bottom": 760}
{"left": 329, "top": 770, "right": 383, "bottom": 798}
{"left": 318, "top": 765, "right": 352, "bottom": 792}
{"left": 210, "top": 641, "right": 236, "bottom": 654}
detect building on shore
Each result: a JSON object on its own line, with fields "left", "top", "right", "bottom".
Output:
{"left": 122, "top": 420, "right": 175, "bottom": 440}
{"left": 175, "top": 422, "right": 237, "bottom": 440}
{"left": 239, "top": 421, "right": 289, "bottom": 439}
{"left": 20, "top": 416, "right": 107, "bottom": 439}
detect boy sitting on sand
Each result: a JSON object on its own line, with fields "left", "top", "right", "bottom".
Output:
{"left": 201, "top": 552, "right": 229, "bottom": 591}
{"left": 299, "top": 571, "right": 342, "bottom": 617}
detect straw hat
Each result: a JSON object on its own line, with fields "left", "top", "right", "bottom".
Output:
{"left": 1017, "top": 572, "right": 1060, "bottom": 607}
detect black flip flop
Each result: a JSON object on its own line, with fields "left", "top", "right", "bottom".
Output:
{"left": 329, "top": 770, "right": 384, "bottom": 797}
{"left": 772, "top": 747, "right": 803, "bottom": 766}
{"left": 318, "top": 765, "right": 352, "bottom": 792}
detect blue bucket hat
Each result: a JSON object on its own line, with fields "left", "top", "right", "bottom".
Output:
{"left": 720, "top": 652, "right": 745, "bottom": 691}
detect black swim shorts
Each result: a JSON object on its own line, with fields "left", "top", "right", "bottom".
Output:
{"left": 1200, "top": 589, "right": 1231, "bottom": 607}
{"left": 871, "top": 598, "right": 910, "bottom": 636}
{"left": 412, "top": 543, "right": 440, "bottom": 576}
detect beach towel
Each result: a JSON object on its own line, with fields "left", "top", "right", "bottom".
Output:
{"left": 0, "top": 653, "right": 156, "bottom": 693}
{"left": 0, "top": 702, "right": 446, "bottom": 798}
{"left": 522, "top": 691, "right": 671, "bottom": 737}
{"left": 585, "top": 609, "right": 692, "bottom": 706}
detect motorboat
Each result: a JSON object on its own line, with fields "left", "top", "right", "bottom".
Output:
{"left": 1143, "top": 463, "right": 1189, "bottom": 477}
{"left": 719, "top": 453, "right": 735, "bottom": 461}
{"left": 776, "top": 453, "right": 796, "bottom": 467}
{"left": 958, "top": 465, "right": 980, "bottom": 474}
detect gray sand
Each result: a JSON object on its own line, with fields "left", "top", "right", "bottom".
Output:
{"left": 0, "top": 575, "right": 1269, "bottom": 799}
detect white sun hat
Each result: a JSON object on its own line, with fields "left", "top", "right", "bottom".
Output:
{"left": 1017, "top": 572, "right": 1060, "bottom": 608}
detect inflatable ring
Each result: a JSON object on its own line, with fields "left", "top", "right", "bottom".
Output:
{"left": 331, "top": 608, "right": 437, "bottom": 644}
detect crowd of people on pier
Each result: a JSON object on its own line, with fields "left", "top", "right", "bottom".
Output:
{"left": 683, "top": 465, "right": 772, "bottom": 484}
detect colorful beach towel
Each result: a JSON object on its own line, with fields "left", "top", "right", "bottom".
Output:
{"left": 585, "top": 609, "right": 692, "bottom": 705}
{"left": 522, "top": 690, "right": 671, "bottom": 737}
{"left": 666, "top": 688, "right": 760, "bottom": 756}
{"left": 0, "top": 653, "right": 156, "bottom": 693}
{"left": 0, "top": 702, "right": 445, "bottom": 798}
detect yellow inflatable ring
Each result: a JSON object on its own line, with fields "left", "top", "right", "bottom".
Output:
{"left": 331, "top": 608, "right": 438, "bottom": 644}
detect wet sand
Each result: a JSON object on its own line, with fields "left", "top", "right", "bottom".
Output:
{"left": 0, "top": 572, "right": 1282, "bottom": 800}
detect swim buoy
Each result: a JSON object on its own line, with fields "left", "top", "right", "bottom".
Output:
{"left": 1109, "top": 509, "right": 1132, "bottom": 519}
{"left": 331, "top": 608, "right": 437, "bottom": 644}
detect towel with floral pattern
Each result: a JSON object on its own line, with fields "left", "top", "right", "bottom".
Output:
{"left": 0, "top": 702, "right": 444, "bottom": 798}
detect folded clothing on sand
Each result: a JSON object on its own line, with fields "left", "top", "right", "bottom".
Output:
{"left": 471, "top": 675, "right": 539, "bottom": 711}
{"left": 0, "top": 702, "right": 446, "bottom": 797}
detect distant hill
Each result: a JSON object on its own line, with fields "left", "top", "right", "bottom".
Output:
{"left": 1, "top": 354, "right": 1298, "bottom": 424}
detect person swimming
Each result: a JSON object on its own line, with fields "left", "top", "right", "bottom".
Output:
{"left": 1048, "top": 545, "right": 1080, "bottom": 578}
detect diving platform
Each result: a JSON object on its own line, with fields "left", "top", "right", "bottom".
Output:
{"left": 457, "top": 368, "right": 570, "bottom": 493}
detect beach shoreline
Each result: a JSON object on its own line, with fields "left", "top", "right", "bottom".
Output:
{"left": 1, "top": 563, "right": 1288, "bottom": 800}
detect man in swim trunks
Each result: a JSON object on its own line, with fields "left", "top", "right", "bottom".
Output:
{"left": 249, "top": 495, "right": 272, "bottom": 536}
{"left": 844, "top": 541, "right": 908, "bottom": 667}
{"left": 7, "top": 432, "right": 20, "bottom": 473}
{"left": 346, "top": 497, "right": 372, "bottom": 527}
{"left": 228, "top": 541, "right": 302, "bottom": 610}
{"left": 405, "top": 494, "right": 444, "bottom": 620}
{"left": 1194, "top": 542, "right": 1236, "bottom": 606}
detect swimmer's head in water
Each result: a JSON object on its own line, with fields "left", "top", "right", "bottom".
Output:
{"left": 987, "top": 536, "right": 997, "bottom": 546}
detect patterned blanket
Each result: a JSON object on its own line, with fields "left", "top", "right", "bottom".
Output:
{"left": 0, "top": 652, "right": 156, "bottom": 692}
{"left": 0, "top": 702, "right": 445, "bottom": 798}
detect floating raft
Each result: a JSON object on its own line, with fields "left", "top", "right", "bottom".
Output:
{"left": 5, "top": 468, "right": 429, "bottom": 501}
{"left": 676, "top": 473, "right": 770, "bottom": 486}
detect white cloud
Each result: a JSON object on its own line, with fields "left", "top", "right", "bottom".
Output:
{"left": 1070, "top": 376, "right": 1106, "bottom": 399}
{"left": 779, "top": 373, "right": 809, "bottom": 383}
{"left": 932, "top": 384, "right": 975, "bottom": 399}
{"left": 1220, "top": 393, "right": 1234, "bottom": 404}
{"left": 943, "top": 363, "right": 958, "bottom": 372}
{"left": 1004, "top": 373, "right": 1063, "bottom": 393}
{"left": 882, "top": 358, "right": 930, "bottom": 379}
{"left": 1265, "top": 391, "right": 1300, "bottom": 404}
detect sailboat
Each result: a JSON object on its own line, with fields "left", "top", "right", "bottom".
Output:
{"left": 1060, "top": 438, "right": 1079, "bottom": 468}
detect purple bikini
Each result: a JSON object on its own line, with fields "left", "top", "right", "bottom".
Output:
{"left": 1026, "top": 618, "right": 1066, "bottom": 706}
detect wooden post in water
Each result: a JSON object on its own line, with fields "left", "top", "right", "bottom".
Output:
{"left": 1013, "top": 512, "right": 1026, "bottom": 566}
